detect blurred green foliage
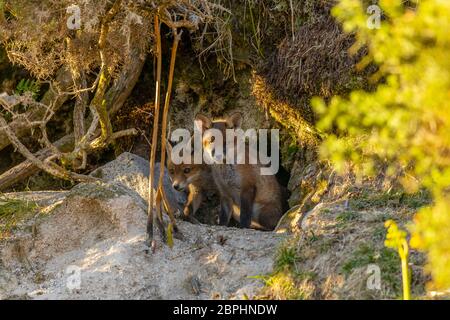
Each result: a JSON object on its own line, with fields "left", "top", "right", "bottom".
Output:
{"left": 312, "top": 0, "right": 450, "bottom": 291}
{"left": 385, "top": 219, "right": 411, "bottom": 299}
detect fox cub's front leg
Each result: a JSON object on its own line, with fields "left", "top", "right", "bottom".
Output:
{"left": 218, "top": 197, "right": 232, "bottom": 226}
{"left": 240, "top": 185, "right": 256, "bottom": 228}
{"left": 183, "top": 184, "right": 203, "bottom": 222}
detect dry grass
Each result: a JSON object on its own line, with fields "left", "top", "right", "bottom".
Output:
{"left": 251, "top": 72, "right": 320, "bottom": 144}
{"left": 256, "top": 187, "right": 431, "bottom": 300}
{"left": 260, "top": 15, "right": 372, "bottom": 104}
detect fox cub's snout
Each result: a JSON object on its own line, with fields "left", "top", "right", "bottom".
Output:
{"left": 167, "top": 161, "right": 202, "bottom": 192}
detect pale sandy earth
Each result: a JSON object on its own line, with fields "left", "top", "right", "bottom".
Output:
{"left": 0, "top": 153, "right": 285, "bottom": 300}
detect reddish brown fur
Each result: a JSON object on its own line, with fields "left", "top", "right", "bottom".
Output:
{"left": 194, "top": 113, "right": 285, "bottom": 230}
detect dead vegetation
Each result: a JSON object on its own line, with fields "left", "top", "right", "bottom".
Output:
{"left": 258, "top": 192, "right": 430, "bottom": 300}
{"left": 0, "top": 0, "right": 239, "bottom": 191}
{"left": 261, "top": 16, "right": 371, "bottom": 105}
{"left": 0, "top": 0, "right": 150, "bottom": 188}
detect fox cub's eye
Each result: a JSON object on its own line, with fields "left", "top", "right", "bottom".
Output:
{"left": 184, "top": 168, "right": 191, "bottom": 174}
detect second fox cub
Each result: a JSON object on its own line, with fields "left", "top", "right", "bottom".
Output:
{"left": 194, "top": 112, "right": 285, "bottom": 231}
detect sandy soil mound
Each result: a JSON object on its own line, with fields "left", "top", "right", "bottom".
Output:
{"left": 0, "top": 154, "right": 284, "bottom": 300}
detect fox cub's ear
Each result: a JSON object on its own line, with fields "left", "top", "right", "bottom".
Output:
{"left": 226, "top": 112, "right": 242, "bottom": 129}
{"left": 194, "top": 114, "right": 212, "bottom": 132}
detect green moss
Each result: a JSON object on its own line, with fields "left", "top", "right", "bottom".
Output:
{"left": 349, "top": 190, "right": 431, "bottom": 211}
{"left": 91, "top": 168, "right": 104, "bottom": 179}
{"left": 0, "top": 197, "right": 38, "bottom": 238}
{"left": 372, "top": 224, "right": 387, "bottom": 241}
{"left": 257, "top": 272, "right": 310, "bottom": 299}
{"left": 255, "top": 237, "right": 318, "bottom": 299}
{"left": 341, "top": 243, "right": 402, "bottom": 296}
{"left": 68, "top": 182, "right": 128, "bottom": 201}
{"left": 336, "top": 210, "right": 358, "bottom": 223}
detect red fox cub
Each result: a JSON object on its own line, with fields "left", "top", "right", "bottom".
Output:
{"left": 166, "top": 141, "right": 211, "bottom": 222}
{"left": 194, "top": 112, "right": 285, "bottom": 231}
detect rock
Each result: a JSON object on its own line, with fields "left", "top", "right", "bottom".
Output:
{"left": 274, "top": 205, "right": 302, "bottom": 233}
{"left": 1, "top": 191, "right": 67, "bottom": 207}
{"left": 287, "top": 161, "right": 316, "bottom": 208}
{"left": 90, "top": 152, "right": 186, "bottom": 215}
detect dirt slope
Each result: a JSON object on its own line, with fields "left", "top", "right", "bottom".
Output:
{"left": 0, "top": 154, "right": 285, "bottom": 300}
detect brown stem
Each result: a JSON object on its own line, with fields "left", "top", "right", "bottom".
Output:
{"left": 157, "top": 27, "right": 182, "bottom": 226}
{"left": 67, "top": 35, "right": 89, "bottom": 169}
{"left": 89, "top": 0, "right": 122, "bottom": 144}
{"left": 147, "top": 14, "right": 163, "bottom": 247}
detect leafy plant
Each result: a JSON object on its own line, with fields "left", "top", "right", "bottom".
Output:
{"left": 14, "top": 78, "right": 40, "bottom": 98}
{"left": 253, "top": 239, "right": 316, "bottom": 299}
{"left": 275, "top": 245, "right": 299, "bottom": 270}
{"left": 314, "top": 0, "right": 450, "bottom": 291}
